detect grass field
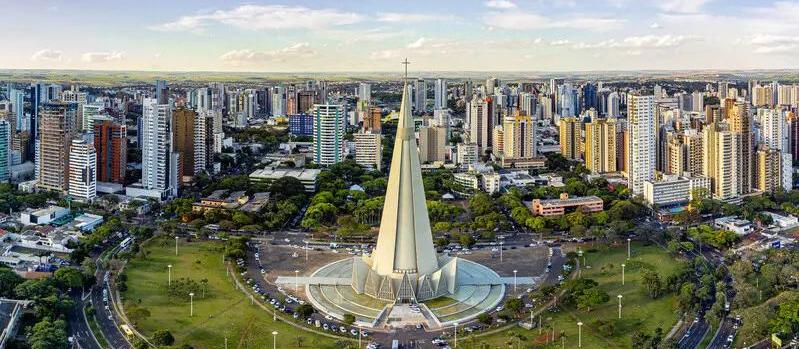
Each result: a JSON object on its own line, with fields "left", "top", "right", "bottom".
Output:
{"left": 121, "top": 236, "right": 346, "bottom": 349}
{"left": 468, "top": 242, "right": 683, "bottom": 349}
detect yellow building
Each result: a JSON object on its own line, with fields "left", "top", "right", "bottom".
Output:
{"left": 559, "top": 117, "right": 582, "bottom": 160}
{"left": 583, "top": 117, "right": 618, "bottom": 173}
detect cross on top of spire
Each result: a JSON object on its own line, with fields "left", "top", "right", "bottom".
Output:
{"left": 402, "top": 58, "right": 410, "bottom": 79}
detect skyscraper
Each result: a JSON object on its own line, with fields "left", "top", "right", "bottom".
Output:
{"left": 173, "top": 107, "right": 198, "bottom": 183}
{"left": 418, "top": 126, "right": 447, "bottom": 163}
{"left": 0, "top": 120, "right": 9, "bottom": 182}
{"left": 468, "top": 96, "right": 492, "bottom": 154}
{"left": 626, "top": 94, "right": 655, "bottom": 195}
{"left": 703, "top": 122, "right": 739, "bottom": 200}
{"left": 502, "top": 110, "right": 537, "bottom": 159}
{"left": 414, "top": 79, "right": 426, "bottom": 112}
{"left": 37, "top": 101, "right": 77, "bottom": 192}
{"left": 312, "top": 104, "right": 346, "bottom": 166}
{"left": 434, "top": 79, "right": 448, "bottom": 110}
{"left": 584, "top": 117, "right": 618, "bottom": 173}
{"left": 559, "top": 117, "right": 582, "bottom": 161}
{"left": 93, "top": 117, "right": 127, "bottom": 184}
{"left": 727, "top": 101, "right": 752, "bottom": 194}
{"left": 358, "top": 83, "right": 371, "bottom": 103}
{"left": 139, "top": 98, "right": 178, "bottom": 199}
{"left": 68, "top": 136, "right": 97, "bottom": 202}
{"left": 354, "top": 131, "right": 382, "bottom": 170}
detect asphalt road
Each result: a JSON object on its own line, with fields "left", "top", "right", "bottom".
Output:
{"left": 67, "top": 291, "right": 102, "bottom": 349}
{"left": 679, "top": 317, "right": 710, "bottom": 349}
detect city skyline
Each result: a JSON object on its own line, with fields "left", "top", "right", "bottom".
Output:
{"left": 4, "top": 0, "right": 799, "bottom": 72}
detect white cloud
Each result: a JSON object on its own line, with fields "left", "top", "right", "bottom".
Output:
{"left": 81, "top": 51, "right": 125, "bottom": 63}
{"left": 550, "top": 39, "right": 571, "bottom": 46}
{"left": 650, "top": 22, "right": 661, "bottom": 29}
{"left": 484, "top": 0, "right": 516, "bottom": 9}
{"left": 483, "top": 11, "right": 623, "bottom": 31}
{"left": 407, "top": 37, "right": 427, "bottom": 49}
{"left": 220, "top": 43, "right": 316, "bottom": 64}
{"left": 150, "top": 5, "right": 362, "bottom": 32}
{"left": 376, "top": 12, "right": 455, "bottom": 22}
{"left": 31, "top": 49, "right": 63, "bottom": 61}
{"left": 748, "top": 34, "right": 799, "bottom": 54}
{"left": 571, "top": 35, "right": 700, "bottom": 49}
{"left": 657, "top": 0, "right": 713, "bottom": 13}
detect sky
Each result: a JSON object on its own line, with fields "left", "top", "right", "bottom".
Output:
{"left": 4, "top": 0, "right": 799, "bottom": 72}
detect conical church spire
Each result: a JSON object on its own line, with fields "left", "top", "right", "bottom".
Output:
{"left": 370, "top": 64, "right": 439, "bottom": 277}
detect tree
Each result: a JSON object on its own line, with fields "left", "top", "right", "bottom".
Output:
{"left": 343, "top": 313, "right": 355, "bottom": 326}
{"left": 296, "top": 304, "right": 315, "bottom": 318}
{"left": 29, "top": 318, "right": 68, "bottom": 349}
{"left": 770, "top": 299, "right": 799, "bottom": 335}
{"left": 54, "top": 267, "right": 84, "bottom": 290}
{"left": 505, "top": 298, "right": 524, "bottom": 314}
{"left": 640, "top": 269, "right": 664, "bottom": 299}
{"left": 576, "top": 287, "right": 609, "bottom": 312}
{"left": 0, "top": 267, "right": 24, "bottom": 297}
{"left": 152, "top": 329, "right": 175, "bottom": 346}
{"left": 477, "top": 312, "right": 493, "bottom": 325}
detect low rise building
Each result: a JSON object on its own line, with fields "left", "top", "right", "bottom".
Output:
{"left": 763, "top": 212, "right": 799, "bottom": 229}
{"left": 20, "top": 206, "right": 69, "bottom": 226}
{"left": 642, "top": 174, "right": 710, "bottom": 207}
{"left": 714, "top": 216, "right": 753, "bottom": 235}
{"left": 192, "top": 190, "right": 250, "bottom": 213}
{"left": 249, "top": 168, "right": 321, "bottom": 192}
{"left": 530, "top": 193, "right": 604, "bottom": 216}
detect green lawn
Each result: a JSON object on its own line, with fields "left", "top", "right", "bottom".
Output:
{"left": 122, "top": 236, "right": 346, "bottom": 349}
{"left": 468, "top": 242, "right": 683, "bottom": 349}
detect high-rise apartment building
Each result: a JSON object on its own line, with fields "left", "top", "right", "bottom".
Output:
{"left": 559, "top": 117, "right": 582, "bottom": 160}
{"left": 139, "top": 98, "right": 178, "bottom": 199}
{"left": 584, "top": 117, "right": 618, "bottom": 173}
{"left": 0, "top": 120, "right": 9, "bottom": 182}
{"left": 363, "top": 107, "right": 382, "bottom": 133}
{"left": 93, "top": 117, "right": 127, "bottom": 184}
{"left": 354, "top": 131, "right": 382, "bottom": 170}
{"left": 418, "top": 126, "right": 447, "bottom": 163}
{"left": 434, "top": 79, "right": 448, "bottom": 110}
{"left": 759, "top": 108, "right": 789, "bottom": 152}
{"left": 37, "top": 102, "right": 77, "bottom": 192}
{"left": 414, "top": 79, "right": 426, "bottom": 112}
{"left": 755, "top": 145, "right": 792, "bottom": 193}
{"left": 173, "top": 107, "right": 200, "bottom": 183}
{"left": 358, "top": 83, "right": 371, "bottom": 103}
{"left": 68, "top": 136, "right": 97, "bottom": 202}
{"left": 703, "top": 122, "right": 739, "bottom": 200}
{"left": 727, "top": 101, "right": 753, "bottom": 194}
{"left": 468, "top": 96, "right": 492, "bottom": 155}
{"left": 626, "top": 94, "right": 655, "bottom": 195}
{"left": 312, "top": 104, "right": 346, "bottom": 166}
{"left": 502, "top": 111, "right": 537, "bottom": 160}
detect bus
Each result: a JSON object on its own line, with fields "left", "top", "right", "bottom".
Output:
{"left": 391, "top": 339, "right": 399, "bottom": 349}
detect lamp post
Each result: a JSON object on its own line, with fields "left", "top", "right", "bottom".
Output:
{"left": 271, "top": 331, "right": 278, "bottom": 349}
{"left": 621, "top": 263, "right": 626, "bottom": 285}
{"left": 167, "top": 264, "right": 172, "bottom": 286}
{"left": 513, "top": 270, "right": 518, "bottom": 292}
{"left": 175, "top": 236, "right": 180, "bottom": 256}
{"left": 295, "top": 270, "right": 299, "bottom": 291}
{"left": 358, "top": 325, "right": 362, "bottom": 349}
{"left": 454, "top": 322, "right": 459, "bottom": 348}
{"left": 305, "top": 242, "right": 309, "bottom": 261}
{"left": 627, "top": 238, "right": 631, "bottom": 259}
{"left": 499, "top": 242, "right": 504, "bottom": 262}
{"left": 577, "top": 249, "right": 583, "bottom": 278}
{"left": 617, "top": 294, "right": 623, "bottom": 319}
{"left": 577, "top": 321, "right": 583, "bottom": 348}
{"left": 224, "top": 336, "right": 228, "bottom": 349}
{"left": 189, "top": 292, "right": 195, "bottom": 317}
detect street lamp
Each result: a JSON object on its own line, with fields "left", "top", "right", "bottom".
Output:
{"left": 305, "top": 242, "right": 309, "bottom": 261}
{"left": 189, "top": 292, "right": 195, "bottom": 317}
{"left": 577, "top": 321, "right": 583, "bottom": 348}
{"left": 175, "top": 236, "right": 180, "bottom": 256}
{"left": 577, "top": 250, "right": 583, "bottom": 278}
{"left": 627, "top": 238, "right": 631, "bottom": 259}
{"left": 453, "top": 322, "right": 459, "bottom": 348}
{"left": 167, "top": 264, "right": 172, "bottom": 286}
{"left": 513, "top": 270, "right": 518, "bottom": 292}
{"left": 617, "top": 294, "right": 623, "bottom": 319}
{"left": 295, "top": 270, "right": 299, "bottom": 291}
{"left": 271, "top": 331, "right": 278, "bottom": 349}
{"left": 621, "top": 263, "right": 626, "bottom": 285}
{"left": 358, "top": 325, "right": 362, "bottom": 349}
{"left": 499, "top": 242, "right": 504, "bottom": 262}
